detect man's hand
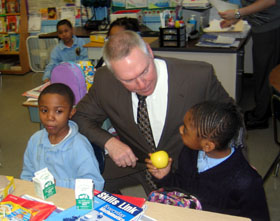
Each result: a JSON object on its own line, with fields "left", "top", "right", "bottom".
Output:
{"left": 105, "top": 137, "right": 138, "bottom": 168}
{"left": 145, "top": 154, "right": 172, "bottom": 180}
{"left": 220, "top": 19, "right": 239, "bottom": 29}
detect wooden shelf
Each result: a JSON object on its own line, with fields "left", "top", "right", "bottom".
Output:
{"left": 0, "top": 13, "right": 20, "bottom": 16}
{"left": 0, "top": 69, "right": 23, "bottom": 74}
{"left": 0, "top": 51, "right": 19, "bottom": 55}
{"left": 0, "top": 32, "right": 20, "bottom": 34}
{"left": 0, "top": 0, "right": 30, "bottom": 75}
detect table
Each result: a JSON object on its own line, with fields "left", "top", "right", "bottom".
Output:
{"left": 12, "top": 179, "right": 250, "bottom": 220}
{"left": 22, "top": 99, "right": 40, "bottom": 124}
{"left": 85, "top": 37, "right": 248, "bottom": 101}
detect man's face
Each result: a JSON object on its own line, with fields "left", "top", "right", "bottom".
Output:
{"left": 110, "top": 46, "right": 158, "bottom": 96}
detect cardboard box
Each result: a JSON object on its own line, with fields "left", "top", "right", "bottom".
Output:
{"left": 32, "top": 168, "right": 56, "bottom": 200}
{"left": 0, "top": 175, "right": 15, "bottom": 201}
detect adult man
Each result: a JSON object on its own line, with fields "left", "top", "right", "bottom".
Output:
{"left": 73, "top": 31, "right": 232, "bottom": 195}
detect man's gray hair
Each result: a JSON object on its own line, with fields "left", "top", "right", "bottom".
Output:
{"left": 103, "top": 30, "right": 149, "bottom": 71}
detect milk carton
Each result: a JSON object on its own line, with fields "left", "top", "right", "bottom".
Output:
{"left": 32, "top": 168, "right": 56, "bottom": 199}
{"left": 75, "top": 179, "right": 94, "bottom": 210}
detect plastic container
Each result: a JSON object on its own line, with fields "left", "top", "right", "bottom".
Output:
{"left": 188, "top": 15, "right": 197, "bottom": 30}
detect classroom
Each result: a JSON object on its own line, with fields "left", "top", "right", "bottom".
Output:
{"left": 0, "top": 0, "right": 279, "bottom": 220}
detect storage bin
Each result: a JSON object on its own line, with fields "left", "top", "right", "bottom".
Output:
{"left": 160, "top": 26, "right": 186, "bottom": 47}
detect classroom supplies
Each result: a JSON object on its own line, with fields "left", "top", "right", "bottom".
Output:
{"left": 32, "top": 168, "right": 56, "bottom": 200}
{"left": 75, "top": 179, "right": 94, "bottom": 210}
{"left": 0, "top": 176, "right": 15, "bottom": 202}
{"left": 1, "top": 194, "right": 57, "bottom": 221}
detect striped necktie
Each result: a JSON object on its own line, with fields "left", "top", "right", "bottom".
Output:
{"left": 137, "top": 94, "right": 156, "bottom": 151}
{"left": 137, "top": 94, "right": 157, "bottom": 190}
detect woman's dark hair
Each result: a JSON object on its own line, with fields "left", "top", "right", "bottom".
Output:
{"left": 95, "top": 17, "right": 140, "bottom": 69}
{"left": 57, "top": 19, "right": 73, "bottom": 30}
{"left": 107, "top": 17, "right": 140, "bottom": 37}
{"left": 39, "top": 83, "right": 75, "bottom": 107}
{"left": 189, "top": 101, "right": 244, "bottom": 150}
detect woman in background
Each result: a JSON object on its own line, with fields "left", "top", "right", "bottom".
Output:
{"left": 95, "top": 17, "right": 140, "bottom": 69}
{"left": 219, "top": 0, "right": 280, "bottom": 130}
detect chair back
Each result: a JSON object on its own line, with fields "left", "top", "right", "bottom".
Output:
{"left": 50, "top": 62, "right": 87, "bottom": 105}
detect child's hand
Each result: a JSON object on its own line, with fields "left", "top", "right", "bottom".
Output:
{"left": 145, "top": 153, "right": 172, "bottom": 180}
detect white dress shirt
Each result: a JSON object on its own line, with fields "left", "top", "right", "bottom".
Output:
{"left": 132, "top": 58, "right": 168, "bottom": 147}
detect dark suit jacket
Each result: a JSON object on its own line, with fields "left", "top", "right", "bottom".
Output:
{"left": 73, "top": 57, "right": 232, "bottom": 178}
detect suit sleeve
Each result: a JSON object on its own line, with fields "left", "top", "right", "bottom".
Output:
{"left": 72, "top": 69, "right": 114, "bottom": 148}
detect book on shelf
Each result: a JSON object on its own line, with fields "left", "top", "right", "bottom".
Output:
{"left": 6, "top": 15, "right": 19, "bottom": 32}
{"left": 9, "top": 33, "right": 19, "bottom": 51}
{"left": 5, "top": 0, "right": 20, "bottom": 13}
{"left": 0, "top": 34, "right": 5, "bottom": 50}
{"left": 0, "top": 16, "right": 6, "bottom": 32}
{"left": 4, "top": 34, "right": 9, "bottom": 50}
{"left": 0, "top": 0, "right": 5, "bottom": 14}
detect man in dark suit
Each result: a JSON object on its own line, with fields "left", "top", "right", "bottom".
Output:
{"left": 73, "top": 31, "right": 232, "bottom": 195}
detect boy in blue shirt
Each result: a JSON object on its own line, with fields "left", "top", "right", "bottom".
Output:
{"left": 42, "top": 19, "right": 88, "bottom": 82}
{"left": 21, "top": 83, "right": 104, "bottom": 190}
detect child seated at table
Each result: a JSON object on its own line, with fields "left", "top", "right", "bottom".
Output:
{"left": 20, "top": 83, "right": 104, "bottom": 190}
{"left": 146, "top": 101, "right": 269, "bottom": 221}
{"left": 42, "top": 19, "right": 88, "bottom": 82}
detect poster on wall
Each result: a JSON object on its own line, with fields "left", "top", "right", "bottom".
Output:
{"left": 169, "top": 0, "right": 182, "bottom": 7}
{"left": 148, "top": 0, "right": 169, "bottom": 8}
{"left": 28, "top": 11, "right": 41, "bottom": 32}
{"left": 112, "top": 0, "right": 125, "bottom": 7}
{"left": 60, "top": 6, "right": 76, "bottom": 26}
{"left": 126, "top": 0, "right": 147, "bottom": 8}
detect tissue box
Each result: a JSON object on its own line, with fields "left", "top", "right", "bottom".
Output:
{"left": 0, "top": 175, "right": 15, "bottom": 201}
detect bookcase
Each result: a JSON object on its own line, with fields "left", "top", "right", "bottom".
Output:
{"left": 0, "top": 0, "right": 30, "bottom": 74}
